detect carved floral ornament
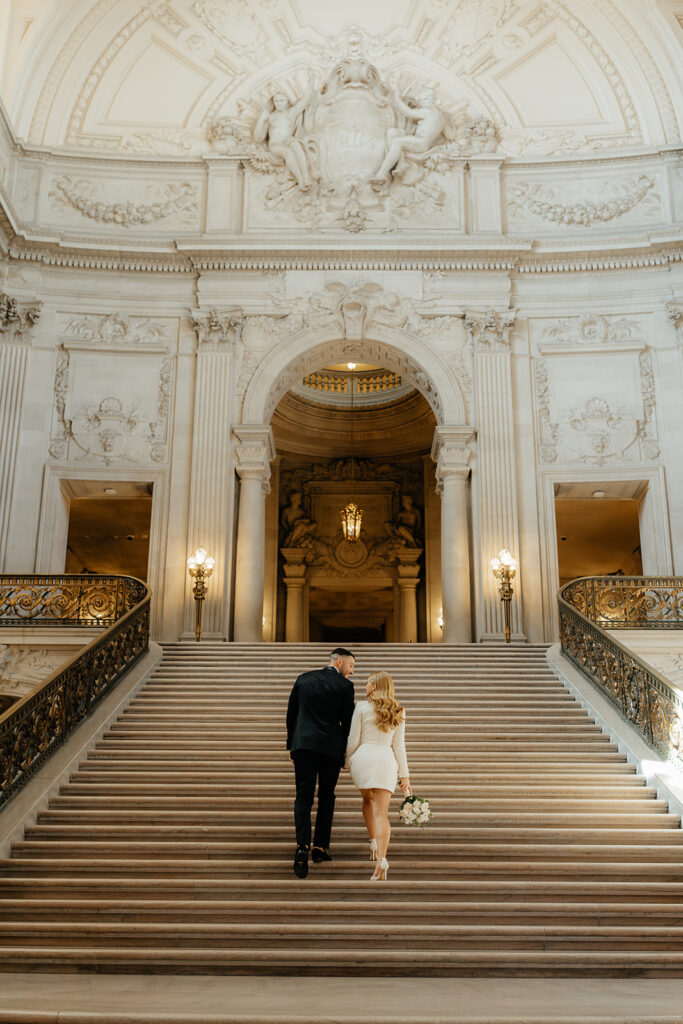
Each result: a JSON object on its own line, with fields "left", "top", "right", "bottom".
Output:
{"left": 463, "top": 309, "right": 517, "bottom": 350}
{"left": 508, "top": 175, "right": 659, "bottom": 228}
{"left": 539, "top": 314, "right": 641, "bottom": 347}
{"left": 206, "top": 56, "right": 498, "bottom": 232}
{"left": 62, "top": 313, "right": 169, "bottom": 348}
{"left": 667, "top": 303, "right": 683, "bottom": 346}
{"left": 0, "top": 293, "right": 42, "bottom": 342}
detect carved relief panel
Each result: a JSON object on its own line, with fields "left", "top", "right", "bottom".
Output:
{"left": 48, "top": 314, "right": 176, "bottom": 465}
{"left": 531, "top": 315, "right": 660, "bottom": 466}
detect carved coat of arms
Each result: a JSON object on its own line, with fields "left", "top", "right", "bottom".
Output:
{"left": 208, "top": 57, "right": 497, "bottom": 232}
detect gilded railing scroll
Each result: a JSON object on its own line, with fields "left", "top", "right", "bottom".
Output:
{"left": 559, "top": 576, "right": 683, "bottom": 773}
{"left": 0, "top": 574, "right": 150, "bottom": 808}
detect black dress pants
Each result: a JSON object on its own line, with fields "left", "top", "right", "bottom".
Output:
{"left": 292, "top": 748, "right": 341, "bottom": 849}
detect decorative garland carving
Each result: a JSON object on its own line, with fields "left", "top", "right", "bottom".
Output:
{"left": 508, "top": 175, "right": 658, "bottom": 227}
{"left": 62, "top": 313, "right": 169, "bottom": 347}
{"left": 49, "top": 177, "right": 199, "bottom": 227}
{"left": 540, "top": 314, "right": 641, "bottom": 346}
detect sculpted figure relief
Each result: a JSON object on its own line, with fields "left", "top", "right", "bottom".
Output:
{"left": 253, "top": 71, "right": 317, "bottom": 191}
{"left": 282, "top": 492, "right": 317, "bottom": 548}
{"left": 384, "top": 495, "right": 422, "bottom": 547}
{"left": 371, "top": 87, "right": 447, "bottom": 186}
{"left": 211, "top": 56, "right": 493, "bottom": 231}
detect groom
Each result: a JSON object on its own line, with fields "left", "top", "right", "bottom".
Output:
{"left": 286, "top": 647, "right": 356, "bottom": 878}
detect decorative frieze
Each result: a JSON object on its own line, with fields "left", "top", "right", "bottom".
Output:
{"left": 49, "top": 177, "right": 200, "bottom": 228}
{"left": 62, "top": 313, "right": 169, "bottom": 348}
{"left": 539, "top": 314, "right": 641, "bottom": 347}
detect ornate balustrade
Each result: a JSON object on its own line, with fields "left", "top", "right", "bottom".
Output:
{"left": 301, "top": 371, "right": 402, "bottom": 396}
{"left": 559, "top": 576, "right": 683, "bottom": 773}
{"left": 0, "top": 574, "right": 150, "bottom": 808}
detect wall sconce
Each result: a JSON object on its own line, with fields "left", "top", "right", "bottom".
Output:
{"left": 437, "top": 607, "right": 444, "bottom": 632}
{"left": 490, "top": 548, "right": 517, "bottom": 644}
{"left": 187, "top": 547, "right": 215, "bottom": 642}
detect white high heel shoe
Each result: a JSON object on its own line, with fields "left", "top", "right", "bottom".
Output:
{"left": 371, "top": 857, "right": 389, "bottom": 881}
{"left": 368, "top": 839, "right": 378, "bottom": 861}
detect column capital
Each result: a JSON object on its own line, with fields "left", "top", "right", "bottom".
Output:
{"left": 464, "top": 308, "right": 517, "bottom": 351}
{"left": 431, "top": 425, "right": 475, "bottom": 492}
{"left": 191, "top": 307, "right": 243, "bottom": 350}
{"left": 233, "top": 424, "right": 275, "bottom": 492}
{"left": 0, "top": 293, "right": 42, "bottom": 344}
{"left": 667, "top": 302, "right": 683, "bottom": 345}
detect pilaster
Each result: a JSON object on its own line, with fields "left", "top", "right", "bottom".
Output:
{"left": 466, "top": 308, "right": 524, "bottom": 641}
{"left": 186, "top": 308, "right": 243, "bottom": 638}
{"left": 0, "top": 294, "right": 42, "bottom": 570}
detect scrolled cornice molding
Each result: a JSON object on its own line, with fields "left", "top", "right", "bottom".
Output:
{"left": 464, "top": 309, "right": 517, "bottom": 351}
{"left": 0, "top": 293, "right": 42, "bottom": 343}
{"left": 191, "top": 308, "right": 244, "bottom": 350}
{"left": 232, "top": 424, "right": 276, "bottom": 493}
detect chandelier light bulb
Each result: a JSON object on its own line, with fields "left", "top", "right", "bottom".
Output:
{"left": 347, "top": 362, "right": 357, "bottom": 370}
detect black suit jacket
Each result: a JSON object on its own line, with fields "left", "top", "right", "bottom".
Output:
{"left": 286, "top": 666, "right": 355, "bottom": 764}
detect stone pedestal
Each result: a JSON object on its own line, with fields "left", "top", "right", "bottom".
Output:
{"left": 396, "top": 547, "right": 422, "bottom": 643}
{"left": 432, "top": 426, "right": 475, "bottom": 643}
{"left": 233, "top": 425, "right": 275, "bottom": 642}
{"left": 281, "top": 547, "right": 308, "bottom": 642}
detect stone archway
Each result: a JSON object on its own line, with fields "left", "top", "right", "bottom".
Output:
{"left": 232, "top": 305, "right": 475, "bottom": 642}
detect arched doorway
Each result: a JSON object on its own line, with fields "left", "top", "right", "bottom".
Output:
{"left": 232, "top": 317, "right": 474, "bottom": 643}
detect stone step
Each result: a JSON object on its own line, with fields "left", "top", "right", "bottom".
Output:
{"left": 3, "top": 897, "right": 683, "bottom": 926}
{"left": 24, "top": 825, "right": 683, "bottom": 845}
{"left": 4, "top": 921, "right": 683, "bottom": 951}
{"left": 5, "top": 856, "right": 683, "bottom": 882}
{"left": 2, "top": 945, "right": 683, "bottom": 976}
{"left": 12, "top": 840, "right": 683, "bottom": 862}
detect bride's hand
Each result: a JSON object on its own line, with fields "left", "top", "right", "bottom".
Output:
{"left": 400, "top": 777, "right": 411, "bottom": 796}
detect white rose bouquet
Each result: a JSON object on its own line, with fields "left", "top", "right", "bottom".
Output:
{"left": 398, "top": 794, "right": 433, "bottom": 828}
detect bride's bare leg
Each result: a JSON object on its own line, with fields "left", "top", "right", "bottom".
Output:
{"left": 360, "top": 789, "right": 375, "bottom": 839}
{"left": 372, "top": 788, "right": 392, "bottom": 862}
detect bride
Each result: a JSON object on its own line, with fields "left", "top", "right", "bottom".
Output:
{"left": 345, "top": 671, "right": 410, "bottom": 880}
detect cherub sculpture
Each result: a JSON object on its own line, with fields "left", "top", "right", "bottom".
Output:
{"left": 253, "top": 72, "right": 317, "bottom": 191}
{"left": 371, "top": 87, "right": 447, "bottom": 185}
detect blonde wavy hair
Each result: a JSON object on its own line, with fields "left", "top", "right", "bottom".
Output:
{"left": 367, "top": 671, "right": 404, "bottom": 732}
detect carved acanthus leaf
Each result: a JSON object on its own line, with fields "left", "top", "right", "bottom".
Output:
{"left": 0, "top": 293, "right": 42, "bottom": 341}
{"left": 191, "top": 309, "right": 244, "bottom": 348}
{"left": 63, "top": 313, "right": 168, "bottom": 347}
{"left": 464, "top": 308, "right": 517, "bottom": 350}
{"left": 540, "top": 314, "right": 640, "bottom": 347}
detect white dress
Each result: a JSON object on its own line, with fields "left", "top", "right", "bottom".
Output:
{"left": 345, "top": 700, "right": 409, "bottom": 793}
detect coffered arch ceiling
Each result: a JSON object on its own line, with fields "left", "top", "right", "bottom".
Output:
{"left": 1, "top": 0, "right": 681, "bottom": 157}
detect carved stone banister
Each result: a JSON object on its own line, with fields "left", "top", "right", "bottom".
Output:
{"left": 0, "top": 574, "right": 151, "bottom": 808}
{"left": 558, "top": 575, "right": 683, "bottom": 774}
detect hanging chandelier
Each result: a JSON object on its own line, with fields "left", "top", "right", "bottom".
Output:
{"left": 340, "top": 363, "right": 363, "bottom": 542}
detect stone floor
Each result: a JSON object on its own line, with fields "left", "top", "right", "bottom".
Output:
{"left": 1, "top": 974, "right": 683, "bottom": 1023}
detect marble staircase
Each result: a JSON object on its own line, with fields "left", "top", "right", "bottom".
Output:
{"left": 1, "top": 642, "right": 683, "bottom": 976}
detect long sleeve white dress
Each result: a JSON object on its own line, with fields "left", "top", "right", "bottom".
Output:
{"left": 345, "top": 700, "right": 409, "bottom": 793}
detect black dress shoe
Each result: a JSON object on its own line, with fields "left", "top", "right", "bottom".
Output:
{"left": 311, "top": 847, "right": 332, "bottom": 863}
{"left": 293, "top": 845, "right": 309, "bottom": 878}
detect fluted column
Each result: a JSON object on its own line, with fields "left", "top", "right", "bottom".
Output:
{"left": 0, "top": 294, "right": 42, "bottom": 570}
{"left": 465, "top": 309, "right": 523, "bottom": 641}
{"left": 186, "top": 308, "right": 243, "bottom": 638}
{"left": 281, "top": 547, "right": 307, "bottom": 642}
{"left": 233, "top": 424, "right": 275, "bottom": 642}
{"left": 432, "top": 426, "right": 475, "bottom": 643}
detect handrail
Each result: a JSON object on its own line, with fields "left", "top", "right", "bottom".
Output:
{"left": 562, "top": 575, "right": 683, "bottom": 629}
{"left": 558, "top": 576, "right": 683, "bottom": 773}
{"left": 0, "top": 574, "right": 151, "bottom": 808}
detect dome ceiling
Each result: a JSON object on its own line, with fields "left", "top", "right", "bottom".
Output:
{"left": 0, "top": 0, "right": 681, "bottom": 157}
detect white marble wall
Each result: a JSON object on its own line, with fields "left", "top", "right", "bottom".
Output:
{"left": 0, "top": 96, "right": 682, "bottom": 644}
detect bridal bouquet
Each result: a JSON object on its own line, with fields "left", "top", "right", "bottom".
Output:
{"left": 399, "top": 795, "right": 433, "bottom": 827}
